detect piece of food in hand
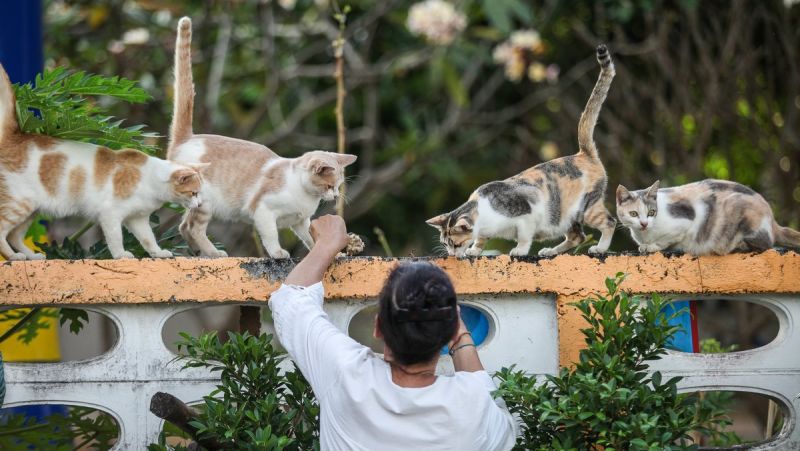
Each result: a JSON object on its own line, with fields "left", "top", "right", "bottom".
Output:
{"left": 340, "top": 233, "right": 365, "bottom": 257}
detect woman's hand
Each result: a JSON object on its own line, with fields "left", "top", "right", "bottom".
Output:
{"left": 284, "top": 215, "right": 348, "bottom": 287}
{"left": 310, "top": 215, "right": 349, "bottom": 255}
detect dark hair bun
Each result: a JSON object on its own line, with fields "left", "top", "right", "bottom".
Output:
{"left": 378, "top": 262, "right": 459, "bottom": 365}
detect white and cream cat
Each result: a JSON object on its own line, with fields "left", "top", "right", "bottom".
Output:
{"left": 617, "top": 179, "right": 800, "bottom": 255}
{"left": 427, "top": 45, "right": 616, "bottom": 257}
{"left": 0, "top": 64, "right": 203, "bottom": 260}
{"left": 167, "top": 17, "right": 356, "bottom": 259}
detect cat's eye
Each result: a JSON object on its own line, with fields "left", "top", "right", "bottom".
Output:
{"left": 629, "top": 211, "right": 639, "bottom": 217}
{"left": 647, "top": 209, "right": 656, "bottom": 217}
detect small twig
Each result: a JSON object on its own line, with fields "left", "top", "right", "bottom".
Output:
{"left": 0, "top": 307, "right": 42, "bottom": 344}
{"left": 332, "top": 1, "right": 350, "bottom": 217}
{"left": 207, "top": 11, "right": 233, "bottom": 126}
{"left": 0, "top": 421, "right": 51, "bottom": 436}
{"left": 373, "top": 227, "right": 393, "bottom": 257}
{"left": 69, "top": 221, "right": 94, "bottom": 242}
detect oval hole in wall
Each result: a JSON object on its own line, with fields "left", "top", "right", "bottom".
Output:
{"left": 681, "top": 390, "right": 787, "bottom": 447}
{"left": 161, "top": 305, "right": 243, "bottom": 354}
{"left": 347, "top": 303, "right": 491, "bottom": 354}
{"left": 0, "top": 308, "right": 117, "bottom": 363}
{"left": 661, "top": 299, "right": 779, "bottom": 353}
{"left": 0, "top": 404, "right": 119, "bottom": 449}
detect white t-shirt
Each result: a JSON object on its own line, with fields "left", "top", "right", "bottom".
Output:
{"left": 269, "top": 282, "right": 517, "bottom": 451}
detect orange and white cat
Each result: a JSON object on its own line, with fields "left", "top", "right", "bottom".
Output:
{"left": 167, "top": 18, "right": 356, "bottom": 259}
{"left": 0, "top": 64, "right": 203, "bottom": 260}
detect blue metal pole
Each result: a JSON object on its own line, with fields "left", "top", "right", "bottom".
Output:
{"left": 0, "top": 0, "right": 44, "bottom": 84}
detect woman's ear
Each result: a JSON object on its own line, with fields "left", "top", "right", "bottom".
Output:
{"left": 373, "top": 315, "right": 383, "bottom": 340}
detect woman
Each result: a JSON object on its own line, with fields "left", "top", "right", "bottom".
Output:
{"left": 269, "top": 215, "right": 517, "bottom": 450}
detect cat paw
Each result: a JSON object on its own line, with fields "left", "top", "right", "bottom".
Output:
{"left": 587, "top": 245, "right": 607, "bottom": 255}
{"left": 268, "top": 249, "right": 291, "bottom": 259}
{"left": 509, "top": 246, "right": 531, "bottom": 256}
{"left": 27, "top": 253, "right": 46, "bottom": 260}
{"left": 465, "top": 247, "right": 482, "bottom": 257}
{"left": 211, "top": 249, "right": 228, "bottom": 258}
{"left": 151, "top": 250, "right": 174, "bottom": 258}
{"left": 116, "top": 251, "right": 136, "bottom": 259}
{"left": 638, "top": 244, "right": 661, "bottom": 253}
{"left": 536, "top": 247, "right": 557, "bottom": 257}
{"left": 8, "top": 252, "right": 27, "bottom": 261}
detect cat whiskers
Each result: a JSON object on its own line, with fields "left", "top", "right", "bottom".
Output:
{"left": 430, "top": 240, "right": 449, "bottom": 257}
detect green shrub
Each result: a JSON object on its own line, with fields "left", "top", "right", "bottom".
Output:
{"left": 495, "top": 273, "right": 730, "bottom": 450}
{"left": 148, "top": 332, "right": 319, "bottom": 451}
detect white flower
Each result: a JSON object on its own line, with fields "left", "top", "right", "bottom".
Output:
{"left": 510, "top": 30, "right": 542, "bottom": 52}
{"left": 122, "top": 28, "right": 150, "bottom": 45}
{"left": 528, "top": 62, "right": 547, "bottom": 83}
{"left": 493, "top": 29, "right": 549, "bottom": 83}
{"left": 406, "top": 0, "right": 467, "bottom": 46}
{"left": 278, "top": 0, "right": 296, "bottom": 10}
{"left": 546, "top": 64, "right": 560, "bottom": 83}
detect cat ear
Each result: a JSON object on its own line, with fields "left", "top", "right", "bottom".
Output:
{"left": 616, "top": 185, "right": 632, "bottom": 203}
{"left": 189, "top": 162, "right": 211, "bottom": 173}
{"left": 309, "top": 159, "right": 335, "bottom": 175}
{"left": 646, "top": 180, "right": 660, "bottom": 199}
{"left": 171, "top": 168, "right": 198, "bottom": 185}
{"left": 452, "top": 217, "right": 472, "bottom": 233}
{"left": 336, "top": 154, "right": 357, "bottom": 167}
{"left": 426, "top": 214, "right": 448, "bottom": 229}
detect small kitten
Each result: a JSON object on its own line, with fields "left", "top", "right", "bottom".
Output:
{"left": 427, "top": 45, "right": 617, "bottom": 257}
{"left": 0, "top": 64, "right": 203, "bottom": 260}
{"left": 616, "top": 179, "right": 800, "bottom": 255}
{"left": 168, "top": 18, "right": 356, "bottom": 259}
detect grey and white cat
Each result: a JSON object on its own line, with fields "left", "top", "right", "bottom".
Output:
{"left": 616, "top": 179, "right": 800, "bottom": 255}
{"left": 427, "top": 45, "right": 616, "bottom": 257}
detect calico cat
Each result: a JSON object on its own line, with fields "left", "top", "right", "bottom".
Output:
{"left": 616, "top": 179, "right": 800, "bottom": 255}
{"left": 0, "top": 64, "right": 203, "bottom": 260}
{"left": 427, "top": 45, "right": 616, "bottom": 257}
{"left": 168, "top": 17, "right": 356, "bottom": 259}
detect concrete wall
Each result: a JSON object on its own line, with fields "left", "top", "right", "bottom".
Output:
{"left": 1, "top": 251, "right": 799, "bottom": 448}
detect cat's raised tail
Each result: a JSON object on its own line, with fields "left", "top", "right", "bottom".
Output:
{"left": 0, "top": 64, "right": 19, "bottom": 143}
{"left": 168, "top": 16, "right": 195, "bottom": 157}
{"left": 577, "top": 44, "right": 615, "bottom": 161}
{"left": 774, "top": 222, "right": 800, "bottom": 249}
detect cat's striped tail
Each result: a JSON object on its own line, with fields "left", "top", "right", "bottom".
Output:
{"left": 168, "top": 17, "right": 195, "bottom": 158}
{"left": 774, "top": 222, "right": 800, "bottom": 249}
{"left": 0, "top": 64, "right": 19, "bottom": 143}
{"left": 577, "top": 44, "right": 615, "bottom": 161}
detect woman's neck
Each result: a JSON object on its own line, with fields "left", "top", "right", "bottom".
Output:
{"left": 385, "top": 348, "right": 438, "bottom": 388}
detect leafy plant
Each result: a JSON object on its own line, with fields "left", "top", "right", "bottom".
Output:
{"left": 0, "top": 406, "right": 119, "bottom": 450}
{"left": 12, "top": 67, "right": 158, "bottom": 153}
{"left": 35, "top": 213, "right": 192, "bottom": 260}
{"left": 495, "top": 273, "right": 731, "bottom": 450}
{"left": 148, "top": 331, "right": 319, "bottom": 451}
{"left": 0, "top": 307, "right": 87, "bottom": 345}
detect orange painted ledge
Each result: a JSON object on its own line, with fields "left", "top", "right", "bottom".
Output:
{"left": 2, "top": 250, "right": 799, "bottom": 366}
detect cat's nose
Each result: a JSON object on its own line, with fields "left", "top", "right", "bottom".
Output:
{"left": 640, "top": 221, "right": 648, "bottom": 229}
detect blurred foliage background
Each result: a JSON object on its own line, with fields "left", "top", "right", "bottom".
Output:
{"left": 42, "top": 0, "right": 800, "bottom": 256}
